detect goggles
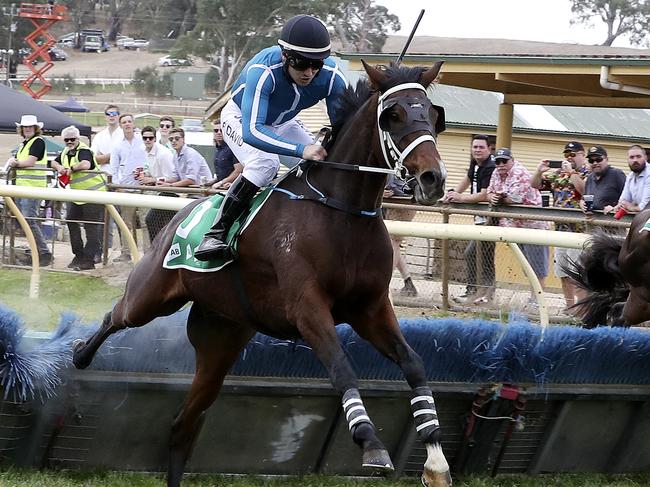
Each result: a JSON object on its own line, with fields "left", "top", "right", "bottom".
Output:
{"left": 287, "top": 55, "right": 324, "bottom": 71}
{"left": 105, "top": 110, "right": 120, "bottom": 117}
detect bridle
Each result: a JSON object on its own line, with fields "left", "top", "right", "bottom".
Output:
{"left": 273, "top": 81, "right": 447, "bottom": 217}
{"left": 377, "top": 82, "right": 447, "bottom": 180}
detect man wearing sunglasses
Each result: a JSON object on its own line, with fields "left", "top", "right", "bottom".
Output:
{"left": 158, "top": 116, "right": 176, "bottom": 150}
{"left": 211, "top": 119, "right": 242, "bottom": 190}
{"left": 91, "top": 104, "right": 123, "bottom": 173}
{"left": 51, "top": 125, "right": 107, "bottom": 271}
{"left": 195, "top": 14, "right": 347, "bottom": 261}
{"left": 583, "top": 146, "right": 625, "bottom": 213}
{"left": 531, "top": 141, "right": 589, "bottom": 311}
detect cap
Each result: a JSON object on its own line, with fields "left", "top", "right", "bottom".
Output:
{"left": 494, "top": 147, "right": 513, "bottom": 160}
{"left": 587, "top": 145, "right": 607, "bottom": 158}
{"left": 564, "top": 141, "right": 584, "bottom": 152}
{"left": 278, "top": 15, "right": 331, "bottom": 60}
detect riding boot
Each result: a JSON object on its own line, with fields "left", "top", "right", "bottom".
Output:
{"left": 194, "top": 176, "right": 259, "bottom": 261}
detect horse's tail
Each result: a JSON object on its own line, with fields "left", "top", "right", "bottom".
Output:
{"left": 0, "top": 307, "right": 77, "bottom": 402}
{"left": 561, "top": 232, "right": 629, "bottom": 328}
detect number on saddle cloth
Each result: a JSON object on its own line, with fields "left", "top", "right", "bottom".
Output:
{"left": 163, "top": 188, "right": 273, "bottom": 272}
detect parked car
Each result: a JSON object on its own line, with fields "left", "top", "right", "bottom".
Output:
{"left": 158, "top": 55, "right": 192, "bottom": 67}
{"left": 181, "top": 119, "right": 205, "bottom": 132}
{"left": 117, "top": 37, "right": 134, "bottom": 50}
{"left": 82, "top": 35, "right": 102, "bottom": 52}
{"left": 129, "top": 39, "right": 150, "bottom": 50}
{"left": 47, "top": 47, "right": 67, "bottom": 61}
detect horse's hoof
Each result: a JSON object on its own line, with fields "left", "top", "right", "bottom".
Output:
{"left": 362, "top": 448, "right": 394, "bottom": 474}
{"left": 421, "top": 469, "right": 452, "bottom": 487}
{"left": 72, "top": 340, "right": 91, "bottom": 370}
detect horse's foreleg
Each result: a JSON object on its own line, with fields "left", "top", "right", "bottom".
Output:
{"left": 168, "top": 306, "right": 254, "bottom": 487}
{"left": 72, "top": 309, "right": 124, "bottom": 369}
{"left": 349, "top": 298, "right": 451, "bottom": 487}
{"left": 292, "top": 292, "right": 393, "bottom": 474}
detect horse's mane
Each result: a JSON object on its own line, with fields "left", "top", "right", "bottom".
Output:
{"left": 329, "top": 62, "right": 429, "bottom": 145}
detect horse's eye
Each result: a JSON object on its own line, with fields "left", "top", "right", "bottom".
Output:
{"left": 390, "top": 112, "right": 399, "bottom": 121}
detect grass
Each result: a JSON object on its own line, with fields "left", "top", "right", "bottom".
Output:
{"left": 1, "top": 470, "right": 649, "bottom": 487}
{"left": 0, "top": 268, "right": 123, "bottom": 331}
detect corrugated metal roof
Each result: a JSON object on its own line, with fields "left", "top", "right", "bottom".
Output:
{"left": 545, "top": 105, "right": 650, "bottom": 139}
{"left": 381, "top": 36, "right": 650, "bottom": 59}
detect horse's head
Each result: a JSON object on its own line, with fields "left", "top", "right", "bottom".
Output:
{"left": 363, "top": 60, "right": 446, "bottom": 205}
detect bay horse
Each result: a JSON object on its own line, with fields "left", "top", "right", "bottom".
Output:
{"left": 72, "top": 61, "right": 452, "bottom": 487}
{"left": 564, "top": 209, "right": 650, "bottom": 327}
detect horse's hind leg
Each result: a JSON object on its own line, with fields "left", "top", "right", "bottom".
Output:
{"left": 167, "top": 304, "right": 254, "bottom": 487}
{"left": 349, "top": 298, "right": 451, "bottom": 487}
{"left": 73, "top": 263, "right": 186, "bottom": 369}
{"left": 291, "top": 290, "right": 394, "bottom": 473}
{"left": 72, "top": 309, "right": 122, "bottom": 369}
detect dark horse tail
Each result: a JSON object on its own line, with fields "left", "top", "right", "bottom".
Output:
{"left": 562, "top": 232, "right": 629, "bottom": 328}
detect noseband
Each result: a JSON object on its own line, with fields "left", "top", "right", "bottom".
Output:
{"left": 377, "top": 82, "right": 447, "bottom": 180}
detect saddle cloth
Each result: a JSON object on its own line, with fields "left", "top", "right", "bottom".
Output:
{"left": 163, "top": 188, "right": 273, "bottom": 272}
{"left": 641, "top": 216, "right": 650, "bottom": 233}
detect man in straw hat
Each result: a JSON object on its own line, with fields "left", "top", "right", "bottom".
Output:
{"left": 7, "top": 114, "right": 53, "bottom": 266}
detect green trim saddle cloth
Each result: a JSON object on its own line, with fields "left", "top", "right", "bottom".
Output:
{"left": 163, "top": 188, "right": 273, "bottom": 272}
{"left": 641, "top": 216, "right": 650, "bottom": 233}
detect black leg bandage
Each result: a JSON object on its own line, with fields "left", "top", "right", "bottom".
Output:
{"left": 342, "top": 388, "right": 372, "bottom": 432}
{"left": 410, "top": 386, "right": 439, "bottom": 443}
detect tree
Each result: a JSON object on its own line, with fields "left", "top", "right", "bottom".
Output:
{"left": 570, "top": 0, "right": 650, "bottom": 46}
{"left": 327, "top": 0, "right": 400, "bottom": 53}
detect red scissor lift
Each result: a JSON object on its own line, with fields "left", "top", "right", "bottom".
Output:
{"left": 18, "top": 2, "right": 69, "bottom": 99}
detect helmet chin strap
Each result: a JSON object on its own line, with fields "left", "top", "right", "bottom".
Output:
{"left": 377, "top": 82, "right": 447, "bottom": 181}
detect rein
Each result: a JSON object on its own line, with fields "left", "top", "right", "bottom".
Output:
{"left": 272, "top": 162, "right": 382, "bottom": 217}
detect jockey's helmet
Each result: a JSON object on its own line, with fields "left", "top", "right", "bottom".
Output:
{"left": 278, "top": 15, "right": 331, "bottom": 60}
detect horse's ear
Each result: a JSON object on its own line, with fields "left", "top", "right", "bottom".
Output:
{"left": 362, "top": 59, "right": 388, "bottom": 89}
{"left": 419, "top": 61, "right": 444, "bottom": 88}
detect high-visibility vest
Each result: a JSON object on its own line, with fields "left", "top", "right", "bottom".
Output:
{"left": 15, "top": 136, "right": 49, "bottom": 187}
{"left": 59, "top": 142, "right": 107, "bottom": 205}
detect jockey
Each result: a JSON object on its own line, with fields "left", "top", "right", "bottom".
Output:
{"left": 195, "top": 14, "right": 348, "bottom": 261}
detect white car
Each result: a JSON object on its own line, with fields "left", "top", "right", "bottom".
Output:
{"left": 158, "top": 55, "right": 192, "bottom": 67}
{"left": 181, "top": 119, "right": 205, "bottom": 132}
{"left": 117, "top": 37, "right": 134, "bottom": 50}
{"left": 129, "top": 39, "right": 150, "bottom": 50}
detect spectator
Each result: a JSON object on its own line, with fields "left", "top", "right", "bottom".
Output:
{"left": 487, "top": 148, "right": 550, "bottom": 306}
{"left": 109, "top": 113, "right": 147, "bottom": 262}
{"left": 211, "top": 119, "right": 242, "bottom": 190}
{"left": 91, "top": 104, "right": 123, "bottom": 172}
{"left": 158, "top": 116, "right": 175, "bottom": 151}
{"left": 90, "top": 104, "right": 123, "bottom": 258}
{"left": 138, "top": 126, "right": 175, "bottom": 185}
{"left": 603, "top": 144, "right": 650, "bottom": 215}
{"left": 139, "top": 125, "right": 176, "bottom": 243}
{"left": 442, "top": 134, "right": 496, "bottom": 304}
{"left": 583, "top": 146, "right": 626, "bottom": 212}
{"left": 6, "top": 114, "right": 53, "bottom": 266}
{"left": 159, "top": 128, "right": 212, "bottom": 188}
{"left": 383, "top": 174, "right": 418, "bottom": 297}
{"left": 51, "top": 126, "right": 106, "bottom": 271}
{"left": 531, "top": 141, "right": 589, "bottom": 311}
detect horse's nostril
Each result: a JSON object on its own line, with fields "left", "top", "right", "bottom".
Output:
{"left": 419, "top": 170, "right": 436, "bottom": 187}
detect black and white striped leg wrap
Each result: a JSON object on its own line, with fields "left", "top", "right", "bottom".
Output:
{"left": 342, "top": 388, "right": 372, "bottom": 432}
{"left": 410, "top": 387, "right": 439, "bottom": 442}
